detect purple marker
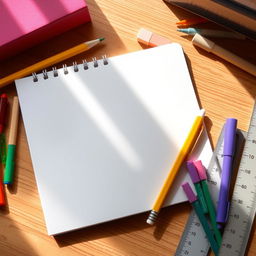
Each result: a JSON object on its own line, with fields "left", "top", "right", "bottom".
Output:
{"left": 216, "top": 118, "right": 237, "bottom": 226}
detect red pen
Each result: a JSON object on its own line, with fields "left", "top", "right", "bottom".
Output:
{"left": 0, "top": 177, "right": 5, "bottom": 205}
{"left": 0, "top": 94, "right": 8, "bottom": 134}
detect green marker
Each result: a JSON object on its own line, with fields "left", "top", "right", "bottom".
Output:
{"left": 186, "top": 161, "right": 208, "bottom": 214}
{"left": 182, "top": 182, "right": 219, "bottom": 256}
{"left": 4, "top": 97, "right": 19, "bottom": 185}
{"left": 194, "top": 160, "right": 222, "bottom": 246}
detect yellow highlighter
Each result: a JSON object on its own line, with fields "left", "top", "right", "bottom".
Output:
{"left": 0, "top": 38, "right": 105, "bottom": 88}
{"left": 147, "top": 109, "right": 205, "bottom": 225}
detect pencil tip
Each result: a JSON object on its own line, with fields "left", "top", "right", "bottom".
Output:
{"left": 99, "top": 37, "right": 105, "bottom": 42}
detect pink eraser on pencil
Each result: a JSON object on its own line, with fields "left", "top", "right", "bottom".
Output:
{"left": 137, "top": 28, "right": 171, "bottom": 47}
{"left": 182, "top": 182, "right": 197, "bottom": 203}
{"left": 193, "top": 160, "right": 207, "bottom": 180}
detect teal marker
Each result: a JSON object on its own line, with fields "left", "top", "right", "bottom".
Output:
{"left": 177, "top": 27, "right": 246, "bottom": 39}
{"left": 194, "top": 160, "right": 222, "bottom": 246}
{"left": 182, "top": 182, "right": 219, "bottom": 256}
{"left": 4, "top": 97, "right": 19, "bottom": 185}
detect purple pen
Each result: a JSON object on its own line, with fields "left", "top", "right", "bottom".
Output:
{"left": 216, "top": 118, "right": 237, "bottom": 226}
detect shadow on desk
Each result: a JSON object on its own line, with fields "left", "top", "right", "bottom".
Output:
{"left": 192, "top": 41, "right": 256, "bottom": 97}
{"left": 164, "top": 2, "right": 256, "bottom": 99}
{"left": 0, "top": 211, "right": 40, "bottom": 256}
{"left": 54, "top": 202, "right": 190, "bottom": 247}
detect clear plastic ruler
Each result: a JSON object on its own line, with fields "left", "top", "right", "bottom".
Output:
{"left": 219, "top": 103, "right": 256, "bottom": 256}
{"left": 175, "top": 125, "right": 245, "bottom": 256}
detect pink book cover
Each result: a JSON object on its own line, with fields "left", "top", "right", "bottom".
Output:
{"left": 0, "top": 0, "right": 91, "bottom": 60}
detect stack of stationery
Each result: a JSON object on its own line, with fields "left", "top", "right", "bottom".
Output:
{"left": 15, "top": 43, "right": 213, "bottom": 235}
{"left": 0, "top": 0, "right": 91, "bottom": 60}
{"left": 165, "top": 0, "right": 256, "bottom": 40}
{"left": 175, "top": 18, "right": 256, "bottom": 76}
{"left": 176, "top": 18, "right": 245, "bottom": 39}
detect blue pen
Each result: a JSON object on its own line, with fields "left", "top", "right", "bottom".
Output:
{"left": 216, "top": 118, "right": 237, "bottom": 227}
{"left": 177, "top": 28, "right": 246, "bottom": 39}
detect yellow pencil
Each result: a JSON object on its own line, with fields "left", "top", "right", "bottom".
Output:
{"left": 0, "top": 38, "right": 105, "bottom": 88}
{"left": 147, "top": 109, "right": 205, "bottom": 225}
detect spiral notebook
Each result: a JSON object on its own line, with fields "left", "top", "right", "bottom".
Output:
{"left": 15, "top": 43, "right": 212, "bottom": 235}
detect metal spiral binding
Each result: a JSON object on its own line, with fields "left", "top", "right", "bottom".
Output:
{"left": 32, "top": 72, "right": 38, "bottom": 82}
{"left": 42, "top": 69, "right": 48, "bottom": 79}
{"left": 52, "top": 67, "right": 58, "bottom": 77}
{"left": 102, "top": 55, "right": 108, "bottom": 65}
{"left": 32, "top": 55, "right": 108, "bottom": 82}
{"left": 92, "top": 57, "right": 98, "bottom": 67}
{"left": 82, "top": 59, "right": 88, "bottom": 70}
{"left": 63, "top": 64, "right": 68, "bottom": 74}
{"left": 73, "top": 61, "right": 79, "bottom": 72}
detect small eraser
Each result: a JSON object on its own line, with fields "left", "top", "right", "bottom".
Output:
{"left": 182, "top": 182, "right": 197, "bottom": 203}
{"left": 193, "top": 160, "right": 207, "bottom": 180}
{"left": 137, "top": 28, "right": 172, "bottom": 47}
{"left": 137, "top": 28, "right": 152, "bottom": 46}
{"left": 186, "top": 161, "right": 200, "bottom": 183}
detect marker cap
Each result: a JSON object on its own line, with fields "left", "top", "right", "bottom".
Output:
{"left": 224, "top": 118, "right": 237, "bottom": 156}
{"left": 182, "top": 182, "right": 197, "bottom": 203}
{"left": 193, "top": 160, "right": 207, "bottom": 180}
{"left": 186, "top": 161, "right": 200, "bottom": 183}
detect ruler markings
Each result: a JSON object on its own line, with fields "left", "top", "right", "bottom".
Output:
{"left": 219, "top": 102, "right": 256, "bottom": 256}
{"left": 175, "top": 119, "right": 246, "bottom": 256}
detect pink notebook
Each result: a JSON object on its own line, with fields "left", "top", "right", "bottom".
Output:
{"left": 0, "top": 0, "right": 91, "bottom": 60}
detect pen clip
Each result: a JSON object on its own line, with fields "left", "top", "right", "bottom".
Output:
{"left": 231, "top": 132, "right": 239, "bottom": 157}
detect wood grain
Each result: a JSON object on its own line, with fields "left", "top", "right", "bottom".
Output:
{"left": 0, "top": 0, "right": 256, "bottom": 255}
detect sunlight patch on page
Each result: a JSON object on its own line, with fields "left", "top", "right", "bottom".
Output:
{"left": 61, "top": 73, "right": 142, "bottom": 171}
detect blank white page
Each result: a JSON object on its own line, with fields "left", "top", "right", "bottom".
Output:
{"left": 16, "top": 43, "right": 212, "bottom": 235}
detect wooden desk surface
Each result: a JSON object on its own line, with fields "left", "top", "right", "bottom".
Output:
{"left": 0, "top": 0, "right": 256, "bottom": 255}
